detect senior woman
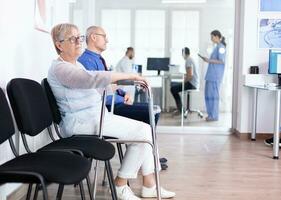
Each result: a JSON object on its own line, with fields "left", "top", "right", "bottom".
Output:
{"left": 48, "top": 23, "right": 175, "bottom": 200}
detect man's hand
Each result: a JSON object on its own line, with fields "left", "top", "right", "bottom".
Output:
{"left": 124, "top": 94, "right": 133, "bottom": 105}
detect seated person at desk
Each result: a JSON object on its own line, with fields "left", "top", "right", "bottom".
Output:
{"left": 78, "top": 26, "right": 168, "bottom": 168}
{"left": 49, "top": 23, "right": 175, "bottom": 199}
{"left": 115, "top": 47, "right": 135, "bottom": 73}
{"left": 170, "top": 47, "right": 199, "bottom": 115}
{"left": 115, "top": 47, "right": 146, "bottom": 103}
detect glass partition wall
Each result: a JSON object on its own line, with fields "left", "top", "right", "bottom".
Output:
{"left": 70, "top": 0, "right": 234, "bottom": 130}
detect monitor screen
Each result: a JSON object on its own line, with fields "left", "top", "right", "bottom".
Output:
{"left": 147, "top": 58, "right": 170, "bottom": 72}
{"left": 136, "top": 64, "right": 142, "bottom": 74}
{"left": 268, "top": 50, "right": 281, "bottom": 74}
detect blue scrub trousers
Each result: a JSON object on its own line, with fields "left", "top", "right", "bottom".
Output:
{"left": 205, "top": 81, "right": 221, "bottom": 120}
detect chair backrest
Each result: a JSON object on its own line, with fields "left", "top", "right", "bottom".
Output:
{"left": 41, "top": 78, "right": 62, "bottom": 124}
{"left": 0, "top": 89, "right": 15, "bottom": 144}
{"left": 6, "top": 78, "right": 53, "bottom": 137}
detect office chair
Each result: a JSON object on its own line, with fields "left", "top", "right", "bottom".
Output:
{"left": 0, "top": 88, "right": 91, "bottom": 200}
{"left": 183, "top": 89, "right": 204, "bottom": 119}
{"left": 7, "top": 78, "right": 117, "bottom": 200}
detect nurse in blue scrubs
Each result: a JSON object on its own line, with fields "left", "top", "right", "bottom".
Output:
{"left": 199, "top": 30, "right": 226, "bottom": 121}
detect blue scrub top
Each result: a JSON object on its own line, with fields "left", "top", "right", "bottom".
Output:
{"left": 205, "top": 43, "right": 226, "bottom": 82}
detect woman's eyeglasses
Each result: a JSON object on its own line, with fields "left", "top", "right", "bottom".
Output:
{"left": 60, "top": 35, "right": 85, "bottom": 44}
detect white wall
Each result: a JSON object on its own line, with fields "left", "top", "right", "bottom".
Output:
{"left": 0, "top": 0, "right": 74, "bottom": 199}
{"left": 70, "top": 0, "right": 96, "bottom": 34}
{"left": 233, "top": 0, "right": 281, "bottom": 134}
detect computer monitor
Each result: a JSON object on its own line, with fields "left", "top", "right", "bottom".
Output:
{"left": 136, "top": 64, "right": 142, "bottom": 74}
{"left": 268, "top": 50, "right": 281, "bottom": 74}
{"left": 268, "top": 50, "right": 281, "bottom": 85}
{"left": 147, "top": 57, "right": 170, "bottom": 75}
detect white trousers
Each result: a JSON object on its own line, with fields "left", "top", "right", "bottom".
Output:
{"left": 103, "top": 114, "right": 155, "bottom": 179}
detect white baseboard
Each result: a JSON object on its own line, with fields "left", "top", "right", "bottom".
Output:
{"left": 156, "top": 126, "right": 232, "bottom": 135}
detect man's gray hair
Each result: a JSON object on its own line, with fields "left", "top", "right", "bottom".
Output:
{"left": 86, "top": 26, "right": 99, "bottom": 45}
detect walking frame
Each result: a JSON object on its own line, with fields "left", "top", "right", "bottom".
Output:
{"left": 92, "top": 80, "right": 162, "bottom": 200}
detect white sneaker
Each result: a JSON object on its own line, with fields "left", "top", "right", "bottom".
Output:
{"left": 115, "top": 185, "right": 141, "bottom": 200}
{"left": 141, "top": 185, "right": 176, "bottom": 198}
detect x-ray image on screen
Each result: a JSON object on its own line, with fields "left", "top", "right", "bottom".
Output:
{"left": 259, "top": 19, "right": 281, "bottom": 48}
{"left": 260, "top": 0, "right": 281, "bottom": 12}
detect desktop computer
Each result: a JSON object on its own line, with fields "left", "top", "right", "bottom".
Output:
{"left": 147, "top": 57, "right": 170, "bottom": 75}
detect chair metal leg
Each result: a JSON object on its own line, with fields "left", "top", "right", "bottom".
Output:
{"left": 184, "top": 91, "right": 203, "bottom": 119}
{"left": 116, "top": 143, "right": 124, "bottom": 163}
{"left": 153, "top": 146, "right": 161, "bottom": 200}
{"left": 33, "top": 184, "right": 39, "bottom": 200}
{"left": 147, "top": 92, "right": 162, "bottom": 200}
{"left": 92, "top": 160, "right": 99, "bottom": 199}
{"left": 56, "top": 184, "right": 64, "bottom": 200}
{"left": 105, "top": 160, "right": 117, "bottom": 200}
{"left": 41, "top": 183, "right": 49, "bottom": 200}
{"left": 78, "top": 182, "right": 86, "bottom": 200}
{"left": 102, "top": 143, "right": 124, "bottom": 186}
{"left": 102, "top": 166, "right": 107, "bottom": 186}
{"left": 86, "top": 175, "right": 94, "bottom": 200}
{"left": 26, "top": 184, "right": 33, "bottom": 200}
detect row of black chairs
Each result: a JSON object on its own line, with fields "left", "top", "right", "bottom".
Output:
{"left": 0, "top": 78, "right": 118, "bottom": 200}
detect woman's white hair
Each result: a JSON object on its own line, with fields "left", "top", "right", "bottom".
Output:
{"left": 51, "top": 23, "right": 78, "bottom": 54}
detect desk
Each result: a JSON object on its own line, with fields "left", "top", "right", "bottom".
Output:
{"left": 245, "top": 84, "right": 281, "bottom": 159}
{"left": 144, "top": 73, "right": 185, "bottom": 120}
{"left": 167, "top": 73, "right": 185, "bottom": 126}
{"left": 144, "top": 75, "right": 168, "bottom": 110}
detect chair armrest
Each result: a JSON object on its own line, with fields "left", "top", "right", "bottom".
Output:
{"left": 39, "top": 148, "right": 84, "bottom": 157}
{"left": 104, "top": 139, "right": 154, "bottom": 148}
{"left": 0, "top": 171, "right": 45, "bottom": 184}
{"left": 116, "top": 80, "right": 135, "bottom": 85}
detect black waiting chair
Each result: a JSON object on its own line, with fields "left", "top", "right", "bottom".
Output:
{"left": 41, "top": 78, "right": 124, "bottom": 162}
{"left": 0, "top": 88, "right": 91, "bottom": 200}
{"left": 42, "top": 78, "right": 162, "bottom": 200}
{"left": 6, "top": 78, "right": 117, "bottom": 200}
{"left": 41, "top": 78, "right": 124, "bottom": 194}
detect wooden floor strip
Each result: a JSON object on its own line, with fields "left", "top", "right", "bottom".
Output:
{"left": 7, "top": 133, "right": 281, "bottom": 200}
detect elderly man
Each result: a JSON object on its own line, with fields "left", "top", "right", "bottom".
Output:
{"left": 78, "top": 26, "right": 168, "bottom": 169}
{"left": 78, "top": 25, "right": 173, "bottom": 199}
